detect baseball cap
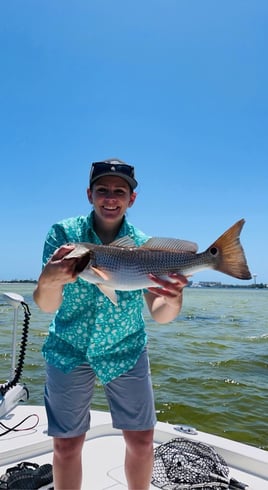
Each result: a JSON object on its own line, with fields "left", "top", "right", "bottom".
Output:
{"left": 89, "top": 158, "right": 138, "bottom": 190}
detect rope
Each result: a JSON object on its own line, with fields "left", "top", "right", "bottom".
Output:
{"left": 0, "top": 413, "right": 39, "bottom": 437}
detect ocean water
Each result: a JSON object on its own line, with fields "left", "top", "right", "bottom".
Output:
{"left": 0, "top": 283, "right": 267, "bottom": 450}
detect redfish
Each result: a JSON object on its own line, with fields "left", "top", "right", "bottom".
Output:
{"left": 64, "top": 219, "right": 251, "bottom": 305}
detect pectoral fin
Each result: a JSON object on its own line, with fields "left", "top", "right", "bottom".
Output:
{"left": 91, "top": 266, "right": 110, "bottom": 281}
{"left": 96, "top": 285, "right": 118, "bottom": 306}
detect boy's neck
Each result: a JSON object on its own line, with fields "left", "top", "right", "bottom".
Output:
{"left": 93, "top": 213, "right": 123, "bottom": 244}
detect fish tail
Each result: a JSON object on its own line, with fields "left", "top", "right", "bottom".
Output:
{"left": 206, "top": 219, "right": 252, "bottom": 280}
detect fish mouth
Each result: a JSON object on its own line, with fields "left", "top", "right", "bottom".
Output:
{"left": 74, "top": 253, "right": 91, "bottom": 274}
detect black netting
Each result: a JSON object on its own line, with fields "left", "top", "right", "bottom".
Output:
{"left": 152, "top": 438, "right": 230, "bottom": 489}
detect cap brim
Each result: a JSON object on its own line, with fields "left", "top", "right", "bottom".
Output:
{"left": 90, "top": 172, "right": 138, "bottom": 189}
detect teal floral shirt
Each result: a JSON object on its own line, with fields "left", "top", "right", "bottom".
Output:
{"left": 41, "top": 212, "right": 150, "bottom": 384}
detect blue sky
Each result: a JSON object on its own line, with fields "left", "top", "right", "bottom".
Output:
{"left": 1, "top": 1, "right": 267, "bottom": 284}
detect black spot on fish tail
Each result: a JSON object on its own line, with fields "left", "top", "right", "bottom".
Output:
{"left": 206, "top": 219, "right": 252, "bottom": 280}
{"left": 209, "top": 247, "right": 218, "bottom": 256}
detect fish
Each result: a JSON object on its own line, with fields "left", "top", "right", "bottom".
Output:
{"left": 63, "top": 219, "right": 251, "bottom": 305}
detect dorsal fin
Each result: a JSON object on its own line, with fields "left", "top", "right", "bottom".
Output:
{"left": 141, "top": 237, "right": 198, "bottom": 253}
{"left": 110, "top": 237, "right": 136, "bottom": 248}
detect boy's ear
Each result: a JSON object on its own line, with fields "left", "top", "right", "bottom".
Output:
{"left": 128, "top": 192, "right": 137, "bottom": 208}
{"left": 87, "top": 188, "right": 93, "bottom": 204}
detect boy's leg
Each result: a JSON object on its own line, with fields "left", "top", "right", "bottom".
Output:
{"left": 44, "top": 363, "right": 96, "bottom": 490}
{"left": 53, "top": 433, "right": 86, "bottom": 490}
{"left": 123, "top": 428, "right": 154, "bottom": 490}
{"left": 104, "top": 349, "right": 156, "bottom": 490}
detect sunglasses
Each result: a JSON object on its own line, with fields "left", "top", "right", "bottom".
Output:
{"left": 90, "top": 161, "right": 135, "bottom": 181}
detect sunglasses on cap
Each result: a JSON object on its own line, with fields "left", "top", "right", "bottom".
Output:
{"left": 89, "top": 160, "right": 138, "bottom": 189}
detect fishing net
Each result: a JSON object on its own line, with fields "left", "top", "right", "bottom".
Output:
{"left": 152, "top": 437, "right": 230, "bottom": 489}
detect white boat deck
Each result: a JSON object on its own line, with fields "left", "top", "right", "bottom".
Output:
{"left": 0, "top": 404, "right": 268, "bottom": 489}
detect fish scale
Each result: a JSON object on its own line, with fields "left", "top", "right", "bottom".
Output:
{"left": 90, "top": 247, "right": 206, "bottom": 284}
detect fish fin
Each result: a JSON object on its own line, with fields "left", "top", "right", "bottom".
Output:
{"left": 96, "top": 285, "right": 118, "bottom": 305}
{"left": 64, "top": 243, "right": 92, "bottom": 258}
{"left": 91, "top": 266, "right": 109, "bottom": 281}
{"left": 207, "top": 219, "right": 252, "bottom": 280}
{"left": 142, "top": 237, "right": 198, "bottom": 253}
{"left": 110, "top": 237, "right": 136, "bottom": 248}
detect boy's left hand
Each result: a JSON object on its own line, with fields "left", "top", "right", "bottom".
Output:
{"left": 147, "top": 273, "right": 188, "bottom": 306}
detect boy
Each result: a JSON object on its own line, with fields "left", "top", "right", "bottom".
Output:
{"left": 33, "top": 158, "right": 187, "bottom": 490}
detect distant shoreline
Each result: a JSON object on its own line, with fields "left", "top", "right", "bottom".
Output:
{"left": 0, "top": 280, "right": 37, "bottom": 284}
{"left": 0, "top": 280, "right": 267, "bottom": 289}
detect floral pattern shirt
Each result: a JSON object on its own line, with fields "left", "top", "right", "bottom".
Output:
{"left": 41, "top": 211, "right": 150, "bottom": 384}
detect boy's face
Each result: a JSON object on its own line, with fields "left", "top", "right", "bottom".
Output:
{"left": 87, "top": 175, "right": 136, "bottom": 224}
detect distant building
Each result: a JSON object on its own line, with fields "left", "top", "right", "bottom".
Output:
{"left": 190, "top": 281, "right": 222, "bottom": 288}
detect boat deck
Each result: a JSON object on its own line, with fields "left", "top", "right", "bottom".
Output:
{"left": 0, "top": 405, "right": 268, "bottom": 489}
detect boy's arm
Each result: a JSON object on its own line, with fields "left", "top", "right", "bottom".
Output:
{"left": 33, "top": 245, "right": 76, "bottom": 313}
{"left": 144, "top": 273, "right": 188, "bottom": 324}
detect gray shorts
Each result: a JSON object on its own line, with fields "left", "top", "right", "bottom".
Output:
{"left": 44, "top": 349, "right": 157, "bottom": 438}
